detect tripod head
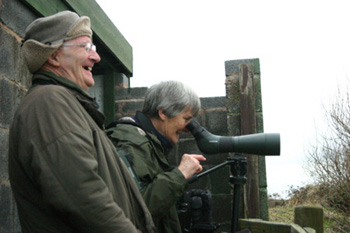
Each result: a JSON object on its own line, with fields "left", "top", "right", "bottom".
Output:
{"left": 186, "top": 119, "right": 280, "bottom": 155}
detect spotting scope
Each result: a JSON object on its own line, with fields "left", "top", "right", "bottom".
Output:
{"left": 186, "top": 119, "right": 280, "bottom": 155}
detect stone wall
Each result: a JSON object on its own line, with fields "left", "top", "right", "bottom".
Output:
{"left": 0, "top": 0, "right": 36, "bottom": 231}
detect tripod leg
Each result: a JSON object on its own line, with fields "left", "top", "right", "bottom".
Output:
{"left": 231, "top": 183, "right": 241, "bottom": 233}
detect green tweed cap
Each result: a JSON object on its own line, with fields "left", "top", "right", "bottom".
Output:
{"left": 22, "top": 10, "right": 92, "bottom": 73}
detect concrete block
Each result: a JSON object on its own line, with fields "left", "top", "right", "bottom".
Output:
{"left": 115, "top": 87, "right": 148, "bottom": 100}
{"left": 256, "top": 113, "right": 264, "bottom": 133}
{"left": 253, "top": 75, "right": 263, "bottom": 112}
{"left": 187, "top": 171, "right": 211, "bottom": 190}
{"left": 194, "top": 110, "right": 228, "bottom": 135}
{"left": 225, "top": 77, "right": 241, "bottom": 114}
{"left": 291, "top": 224, "right": 315, "bottom": 233}
{"left": 203, "top": 111, "right": 228, "bottom": 135}
{"left": 294, "top": 206, "right": 324, "bottom": 233}
{"left": 239, "top": 218, "right": 291, "bottom": 233}
{"left": 0, "top": 183, "right": 21, "bottom": 233}
{"left": 212, "top": 194, "right": 233, "bottom": 223}
{"left": 0, "top": 128, "right": 9, "bottom": 181}
{"left": 258, "top": 157, "right": 267, "bottom": 187}
{"left": 259, "top": 188, "right": 269, "bottom": 221}
{"left": 0, "top": 0, "right": 37, "bottom": 37}
{"left": 115, "top": 99, "right": 144, "bottom": 117}
{"left": 0, "top": 28, "right": 32, "bottom": 86}
{"left": 177, "top": 138, "right": 201, "bottom": 155}
{"left": 208, "top": 165, "right": 231, "bottom": 194}
{"left": 227, "top": 115, "right": 242, "bottom": 136}
{"left": 115, "top": 73, "right": 129, "bottom": 88}
{"left": 0, "top": 78, "right": 26, "bottom": 128}
{"left": 303, "top": 227, "right": 316, "bottom": 233}
{"left": 225, "top": 59, "right": 260, "bottom": 77}
{"left": 200, "top": 96, "right": 226, "bottom": 109}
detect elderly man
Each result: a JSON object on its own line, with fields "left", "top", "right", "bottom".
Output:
{"left": 8, "top": 11, "right": 155, "bottom": 233}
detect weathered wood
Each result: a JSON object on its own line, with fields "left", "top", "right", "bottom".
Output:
{"left": 239, "top": 63, "right": 260, "bottom": 218}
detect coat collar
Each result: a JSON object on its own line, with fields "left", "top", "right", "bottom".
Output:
{"left": 32, "top": 71, "right": 105, "bottom": 129}
{"left": 135, "top": 111, "right": 174, "bottom": 153}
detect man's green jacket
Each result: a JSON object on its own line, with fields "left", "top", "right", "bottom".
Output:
{"left": 8, "top": 71, "right": 155, "bottom": 233}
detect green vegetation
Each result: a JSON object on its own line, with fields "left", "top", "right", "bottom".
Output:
{"left": 269, "top": 185, "right": 350, "bottom": 233}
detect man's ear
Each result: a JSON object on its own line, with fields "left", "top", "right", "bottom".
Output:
{"left": 158, "top": 109, "right": 167, "bottom": 121}
{"left": 46, "top": 51, "right": 60, "bottom": 67}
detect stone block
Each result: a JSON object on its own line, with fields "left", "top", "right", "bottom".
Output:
{"left": 227, "top": 115, "right": 241, "bottom": 136}
{"left": 115, "top": 87, "right": 148, "bottom": 100}
{"left": 0, "top": 27, "right": 31, "bottom": 85}
{"left": 0, "top": 128, "right": 9, "bottom": 181}
{"left": 0, "top": 0, "right": 37, "bottom": 37}
{"left": 0, "top": 78, "right": 27, "bottom": 129}
{"left": 194, "top": 110, "right": 228, "bottom": 135}
{"left": 177, "top": 138, "right": 201, "bottom": 155}
{"left": 200, "top": 96, "right": 226, "bottom": 109}
{"left": 212, "top": 194, "right": 232, "bottom": 223}
{"left": 291, "top": 224, "right": 315, "bottom": 233}
{"left": 115, "top": 99, "right": 144, "bottom": 117}
{"left": 225, "top": 59, "right": 260, "bottom": 77}
{"left": 208, "top": 165, "right": 231, "bottom": 194}
{"left": 258, "top": 157, "right": 267, "bottom": 187}
{"left": 256, "top": 113, "right": 264, "bottom": 133}
{"left": 205, "top": 152, "right": 229, "bottom": 166}
{"left": 186, "top": 172, "right": 211, "bottom": 191}
{"left": 115, "top": 73, "right": 129, "bottom": 88}
{"left": 294, "top": 206, "right": 324, "bottom": 233}
{"left": 259, "top": 188, "right": 269, "bottom": 221}
{"left": 225, "top": 76, "right": 241, "bottom": 114}
{"left": 239, "top": 218, "right": 291, "bottom": 233}
{"left": 204, "top": 111, "right": 228, "bottom": 135}
{"left": 0, "top": 183, "right": 21, "bottom": 233}
{"left": 254, "top": 75, "right": 263, "bottom": 112}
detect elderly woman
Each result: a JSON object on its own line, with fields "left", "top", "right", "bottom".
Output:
{"left": 107, "top": 80, "right": 206, "bottom": 233}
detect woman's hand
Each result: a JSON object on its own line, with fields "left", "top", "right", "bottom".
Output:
{"left": 178, "top": 154, "right": 206, "bottom": 179}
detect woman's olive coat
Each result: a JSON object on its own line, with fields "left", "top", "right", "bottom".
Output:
{"left": 107, "top": 112, "right": 188, "bottom": 233}
{"left": 8, "top": 71, "right": 155, "bottom": 233}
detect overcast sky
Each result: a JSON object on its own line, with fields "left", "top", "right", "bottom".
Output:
{"left": 96, "top": 0, "right": 350, "bottom": 198}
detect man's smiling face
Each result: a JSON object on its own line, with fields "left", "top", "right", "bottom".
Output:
{"left": 56, "top": 36, "right": 101, "bottom": 90}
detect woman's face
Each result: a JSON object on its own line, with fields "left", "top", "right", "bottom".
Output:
{"left": 160, "top": 107, "right": 193, "bottom": 144}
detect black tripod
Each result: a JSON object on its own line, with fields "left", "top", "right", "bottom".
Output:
{"left": 188, "top": 154, "right": 249, "bottom": 233}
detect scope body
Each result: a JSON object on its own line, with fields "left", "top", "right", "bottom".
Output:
{"left": 186, "top": 119, "right": 280, "bottom": 155}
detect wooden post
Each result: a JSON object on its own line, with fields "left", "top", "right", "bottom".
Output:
{"left": 239, "top": 63, "right": 260, "bottom": 218}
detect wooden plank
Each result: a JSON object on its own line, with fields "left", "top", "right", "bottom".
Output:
{"left": 20, "top": 0, "right": 68, "bottom": 16}
{"left": 239, "top": 63, "right": 260, "bottom": 218}
{"left": 66, "top": 0, "right": 133, "bottom": 75}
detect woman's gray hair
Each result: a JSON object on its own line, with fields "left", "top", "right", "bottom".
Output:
{"left": 142, "top": 80, "right": 201, "bottom": 118}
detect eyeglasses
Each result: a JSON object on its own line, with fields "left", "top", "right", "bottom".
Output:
{"left": 61, "top": 42, "right": 96, "bottom": 52}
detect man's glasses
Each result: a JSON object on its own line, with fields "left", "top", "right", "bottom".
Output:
{"left": 61, "top": 42, "right": 96, "bottom": 52}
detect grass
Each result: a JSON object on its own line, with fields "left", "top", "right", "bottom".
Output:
{"left": 268, "top": 189, "right": 350, "bottom": 233}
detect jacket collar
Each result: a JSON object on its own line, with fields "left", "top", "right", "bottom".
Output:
{"left": 32, "top": 71, "right": 105, "bottom": 129}
{"left": 135, "top": 111, "right": 174, "bottom": 153}
{"left": 32, "top": 71, "right": 92, "bottom": 98}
